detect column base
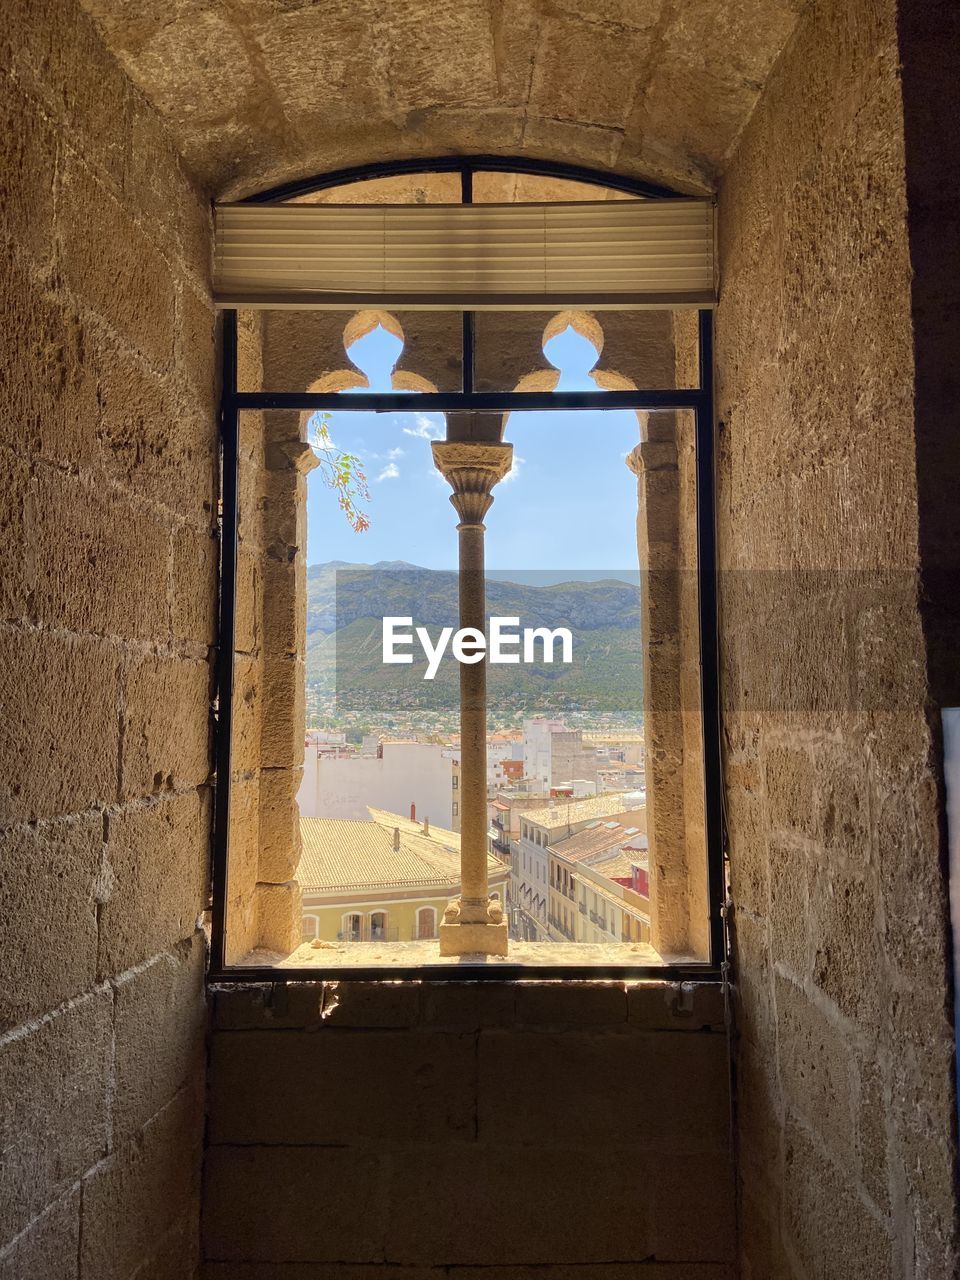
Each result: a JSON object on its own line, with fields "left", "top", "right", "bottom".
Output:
{"left": 439, "top": 919, "right": 509, "bottom": 957}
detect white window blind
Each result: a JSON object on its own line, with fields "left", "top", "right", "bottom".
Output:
{"left": 213, "top": 200, "right": 716, "bottom": 310}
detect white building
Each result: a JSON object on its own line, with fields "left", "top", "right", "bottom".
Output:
{"left": 522, "top": 718, "right": 599, "bottom": 793}
{"left": 298, "top": 740, "right": 456, "bottom": 828}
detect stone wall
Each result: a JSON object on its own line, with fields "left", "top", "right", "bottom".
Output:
{"left": 203, "top": 980, "right": 735, "bottom": 1277}
{"left": 0, "top": 1, "right": 214, "bottom": 1274}
{"left": 228, "top": 318, "right": 308, "bottom": 962}
{"left": 716, "top": 0, "right": 958, "bottom": 1274}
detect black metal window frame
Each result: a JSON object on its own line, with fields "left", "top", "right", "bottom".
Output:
{"left": 210, "top": 155, "right": 724, "bottom": 984}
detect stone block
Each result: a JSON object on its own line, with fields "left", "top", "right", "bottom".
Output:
{"left": 0, "top": 1187, "right": 79, "bottom": 1280}
{"left": 0, "top": 69, "right": 55, "bottom": 263}
{"left": 202, "top": 1146, "right": 383, "bottom": 1263}
{"left": 230, "top": 655, "right": 263, "bottom": 776}
{"left": 0, "top": 990, "right": 111, "bottom": 1242}
{"left": 210, "top": 983, "right": 336, "bottom": 1032}
{"left": 120, "top": 654, "right": 211, "bottom": 799}
{"left": 0, "top": 626, "right": 119, "bottom": 823}
{"left": 80, "top": 1084, "right": 203, "bottom": 1280}
{"left": 513, "top": 981, "right": 626, "bottom": 1028}
{"left": 126, "top": 1208, "right": 201, "bottom": 1280}
{"left": 260, "top": 655, "right": 305, "bottom": 768}
{"left": 251, "top": 881, "right": 301, "bottom": 955}
{"left": 774, "top": 976, "right": 857, "bottom": 1173}
{"left": 0, "top": 251, "right": 99, "bottom": 468}
{"left": 59, "top": 154, "right": 175, "bottom": 368}
{"left": 30, "top": 465, "right": 171, "bottom": 641}
{"left": 763, "top": 744, "right": 816, "bottom": 836}
{"left": 112, "top": 935, "right": 207, "bottom": 1140}
{"left": 782, "top": 1115, "right": 892, "bottom": 1279}
{"left": 262, "top": 556, "right": 301, "bottom": 657}
{"left": 172, "top": 522, "right": 218, "bottom": 648}
{"left": 258, "top": 767, "right": 301, "bottom": 883}
{"left": 627, "top": 981, "right": 725, "bottom": 1031}
{"left": 0, "top": 813, "right": 101, "bottom": 1030}
{"left": 768, "top": 842, "right": 809, "bottom": 976}
{"left": 528, "top": 14, "right": 652, "bottom": 130}
{"left": 96, "top": 346, "right": 216, "bottom": 521}
{"left": 418, "top": 982, "right": 515, "bottom": 1032}
{"left": 0, "top": 447, "right": 32, "bottom": 622}
{"left": 651, "top": 1151, "right": 737, "bottom": 1262}
{"left": 227, "top": 775, "right": 261, "bottom": 909}
{"left": 176, "top": 280, "right": 216, "bottom": 406}
{"left": 438, "top": 918, "right": 508, "bottom": 956}
{"left": 478, "top": 1028, "right": 729, "bottom": 1154}
{"left": 98, "top": 791, "right": 209, "bottom": 974}
{"left": 234, "top": 546, "right": 262, "bottom": 656}
{"left": 809, "top": 858, "right": 883, "bottom": 1028}
{"left": 208, "top": 1027, "right": 475, "bottom": 1147}
{"left": 382, "top": 1144, "right": 656, "bottom": 1265}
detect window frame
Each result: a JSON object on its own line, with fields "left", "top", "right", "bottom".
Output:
{"left": 209, "top": 154, "right": 724, "bottom": 984}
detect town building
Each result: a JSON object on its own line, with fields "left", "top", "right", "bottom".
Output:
{"left": 545, "top": 815, "right": 647, "bottom": 942}
{"left": 521, "top": 717, "right": 600, "bottom": 792}
{"left": 297, "top": 739, "right": 458, "bottom": 829}
{"left": 513, "top": 792, "right": 646, "bottom": 939}
{"left": 298, "top": 808, "right": 509, "bottom": 945}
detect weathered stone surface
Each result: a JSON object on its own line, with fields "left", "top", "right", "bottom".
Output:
{"left": 3, "top": 3, "right": 210, "bottom": 1277}
{"left": 0, "top": 1188, "right": 80, "bottom": 1280}
{"left": 257, "top": 766, "right": 301, "bottom": 883}
{"left": 782, "top": 1117, "right": 892, "bottom": 1279}
{"left": 80, "top": 1084, "right": 204, "bottom": 1280}
{"left": 0, "top": 991, "right": 111, "bottom": 1242}
{"left": 98, "top": 791, "right": 209, "bottom": 974}
{"left": 0, "top": 814, "right": 102, "bottom": 1029}
{"left": 0, "top": 69, "right": 56, "bottom": 262}
{"left": 120, "top": 654, "right": 211, "bottom": 798}
{"left": 59, "top": 153, "right": 176, "bottom": 368}
{"left": 76, "top": 0, "right": 800, "bottom": 197}
{"left": 478, "top": 1029, "right": 729, "bottom": 1153}
{"left": 0, "top": 627, "right": 120, "bottom": 822}
{"left": 172, "top": 521, "right": 218, "bottom": 648}
{"left": 202, "top": 1147, "right": 384, "bottom": 1263}
{"left": 30, "top": 465, "right": 172, "bottom": 640}
{"left": 208, "top": 1029, "right": 476, "bottom": 1146}
{"left": 718, "top": 0, "right": 958, "bottom": 1273}
{"left": 112, "top": 935, "right": 207, "bottom": 1139}
{"left": 382, "top": 1145, "right": 656, "bottom": 1266}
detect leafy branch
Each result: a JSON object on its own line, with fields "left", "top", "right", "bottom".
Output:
{"left": 309, "top": 411, "right": 371, "bottom": 533}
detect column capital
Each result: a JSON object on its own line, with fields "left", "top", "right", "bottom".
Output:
{"left": 431, "top": 440, "right": 514, "bottom": 525}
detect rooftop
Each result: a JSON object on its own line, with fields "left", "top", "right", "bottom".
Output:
{"left": 298, "top": 808, "right": 502, "bottom": 893}
{"left": 521, "top": 791, "right": 646, "bottom": 833}
{"left": 547, "top": 814, "right": 647, "bottom": 865}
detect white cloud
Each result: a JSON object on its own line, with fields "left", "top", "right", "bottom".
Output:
{"left": 376, "top": 462, "right": 400, "bottom": 482}
{"left": 388, "top": 446, "right": 405, "bottom": 460}
{"left": 402, "top": 414, "right": 444, "bottom": 441}
{"left": 500, "top": 454, "right": 525, "bottom": 484}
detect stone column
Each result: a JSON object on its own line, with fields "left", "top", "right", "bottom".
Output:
{"left": 431, "top": 439, "right": 513, "bottom": 956}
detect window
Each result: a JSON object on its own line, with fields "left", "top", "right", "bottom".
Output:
{"left": 211, "top": 156, "right": 721, "bottom": 980}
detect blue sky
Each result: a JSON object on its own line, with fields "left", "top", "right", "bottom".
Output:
{"left": 305, "top": 323, "right": 645, "bottom": 582}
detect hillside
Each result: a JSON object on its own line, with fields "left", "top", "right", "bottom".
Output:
{"left": 306, "top": 561, "right": 644, "bottom": 718}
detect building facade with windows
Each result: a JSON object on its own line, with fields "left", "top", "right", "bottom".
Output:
{"left": 298, "top": 808, "right": 508, "bottom": 945}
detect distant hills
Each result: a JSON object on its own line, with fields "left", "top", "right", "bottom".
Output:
{"left": 306, "top": 561, "right": 643, "bottom": 718}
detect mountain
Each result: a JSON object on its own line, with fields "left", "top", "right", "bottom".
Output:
{"left": 305, "top": 561, "right": 643, "bottom": 718}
